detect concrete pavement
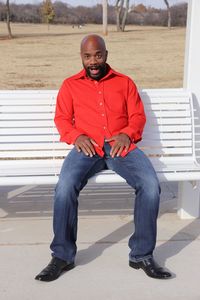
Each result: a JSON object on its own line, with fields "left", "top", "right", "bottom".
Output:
{"left": 0, "top": 183, "right": 200, "bottom": 300}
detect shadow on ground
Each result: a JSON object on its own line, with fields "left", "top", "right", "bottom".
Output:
{"left": 0, "top": 182, "right": 177, "bottom": 218}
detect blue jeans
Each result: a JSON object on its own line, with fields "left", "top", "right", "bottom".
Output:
{"left": 50, "top": 143, "right": 160, "bottom": 263}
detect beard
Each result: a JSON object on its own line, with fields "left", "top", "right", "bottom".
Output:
{"left": 84, "top": 63, "right": 107, "bottom": 81}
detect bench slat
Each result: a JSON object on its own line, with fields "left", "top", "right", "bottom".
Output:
{"left": 141, "top": 147, "right": 193, "bottom": 155}
{"left": 0, "top": 99, "right": 55, "bottom": 105}
{"left": 0, "top": 135, "right": 60, "bottom": 142}
{"left": 0, "top": 148, "right": 193, "bottom": 158}
{"left": 0, "top": 134, "right": 192, "bottom": 146}
{"left": 0, "top": 120, "right": 54, "bottom": 127}
{"left": 146, "top": 103, "right": 190, "bottom": 110}
{"left": 145, "top": 110, "right": 191, "bottom": 117}
{"left": 142, "top": 132, "right": 192, "bottom": 139}
{"left": 140, "top": 140, "right": 192, "bottom": 147}
{"left": 0, "top": 106, "right": 55, "bottom": 113}
{"left": 0, "top": 140, "right": 192, "bottom": 151}
{"left": 1, "top": 119, "right": 191, "bottom": 129}
{"left": 0, "top": 125, "right": 192, "bottom": 136}
{"left": 0, "top": 113, "right": 55, "bottom": 120}
{"left": 146, "top": 118, "right": 192, "bottom": 125}
{"left": 0, "top": 143, "right": 68, "bottom": 150}
{"left": 0, "top": 119, "right": 192, "bottom": 133}
{"left": 144, "top": 124, "right": 192, "bottom": 132}
{"left": 2, "top": 110, "right": 191, "bottom": 119}
{"left": 142, "top": 97, "right": 190, "bottom": 104}
{"left": 0, "top": 150, "right": 67, "bottom": 158}
{"left": 0, "top": 128, "right": 58, "bottom": 135}
{"left": 2, "top": 172, "right": 200, "bottom": 186}
{"left": 1, "top": 162, "right": 200, "bottom": 176}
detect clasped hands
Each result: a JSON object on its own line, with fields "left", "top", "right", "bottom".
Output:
{"left": 74, "top": 133, "right": 130, "bottom": 158}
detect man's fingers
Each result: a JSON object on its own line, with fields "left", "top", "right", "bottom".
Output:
{"left": 81, "top": 143, "right": 95, "bottom": 157}
{"left": 78, "top": 140, "right": 96, "bottom": 157}
{"left": 84, "top": 140, "right": 96, "bottom": 155}
{"left": 75, "top": 135, "right": 97, "bottom": 157}
{"left": 110, "top": 141, "right": 130, "bottom": 157}
{"left": 75, "top": 145, "right": 81, "bottom": 152}
{"left": 125, "top": 143, "right": 130, "bottom": 152}
{"left": 90, "top": 139, "right": 98, "bottom": 147}
{"left": 110, "top": 143, "right": 123, "bottom": 158}
{"left": 108, "top": 133, "right": 131, "bottom": 157}
{"left": 117, "top": 147, "right": 124, "bottom": 157}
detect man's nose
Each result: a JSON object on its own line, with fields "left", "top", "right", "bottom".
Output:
{"left": 89, "top": 56, "right": 97, "bottom": 64}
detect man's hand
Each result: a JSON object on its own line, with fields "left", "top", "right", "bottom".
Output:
{"left": 105, "top": 133, "right": 131, "bottom": 158}
{"left": 75, "top": 135, "right": 98, "bottom": 157}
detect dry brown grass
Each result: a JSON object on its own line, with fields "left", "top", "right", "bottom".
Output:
{"left": 0, "top": 22, "right": 186, "bottom": 89}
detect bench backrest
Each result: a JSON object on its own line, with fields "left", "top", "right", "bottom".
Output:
{"left": 0, "top": 89, "right": 195, "bottom": 165}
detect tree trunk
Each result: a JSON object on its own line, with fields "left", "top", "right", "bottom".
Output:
{"left": 164, "top": 0, "right": 171, "bottom": 28}
{"left": 121, "top": 0, "right": 129, "bottom": 31}
{"left": 102, "top": 0, "right": 108, "bottom": 35}
{"left": 115, "top": 0, "right": 124, "bottom": 32}
{"left": 6, "top": 0, "right": 13, "bottom": 38}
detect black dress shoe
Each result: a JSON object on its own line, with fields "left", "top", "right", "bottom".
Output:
{"left": 35, "top": 257, "right": 75, "bottom": 282}
{"left": 129, "top": 257, "right": 172, "bottom": 279}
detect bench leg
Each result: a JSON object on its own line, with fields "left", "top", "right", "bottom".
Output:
{"left": 177, "top": 181, "right": 200, "bottom": 219}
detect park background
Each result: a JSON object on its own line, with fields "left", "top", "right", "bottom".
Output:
{"left": 0, "top": 0, "right": 187, "bottom": 90}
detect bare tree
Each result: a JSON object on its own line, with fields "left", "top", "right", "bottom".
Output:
{"left": 6, "top": 0, "right": 12, "bottom": 38}
{"left": 164, "top": 0, "right": 171, "bottom": 28}
{"left": 115, "top": 0, "right": 129, "bottom": 32}
{"left": 102, "top": 0, "right": 108, "bottom": 35}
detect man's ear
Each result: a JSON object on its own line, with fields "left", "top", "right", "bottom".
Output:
{"left": 105, "top": 50, "right": 108, "bottom": 62}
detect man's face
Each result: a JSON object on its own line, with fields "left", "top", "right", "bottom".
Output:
{"left": 81, "top": 39, "right": 108, "bottom": 81}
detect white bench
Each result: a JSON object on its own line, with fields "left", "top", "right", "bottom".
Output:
{"left": 1, "top": 88, "right": 200, "bottom": 219}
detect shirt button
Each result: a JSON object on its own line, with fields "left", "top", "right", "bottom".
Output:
{"left": 103, "top": 126, "right": 106, "bottom": 130}
{"left": 95, "top": 81, "right": 98, "bottom": 84}
{"left": 99, "top": 102, "right": 103, "bottom": 106}
{"left": 98, "top": 91, "right": 102, "bottom": 94}
{"left": 102, "top": 113, "right": 105, "bottom": 117}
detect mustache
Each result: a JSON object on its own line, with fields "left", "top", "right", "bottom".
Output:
{"left": 87, "top": 65, "right": 100, "bottom": 70}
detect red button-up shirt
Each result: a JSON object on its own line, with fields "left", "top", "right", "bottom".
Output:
{"left": 54, "top": 64, "right": 146, "bottom": 157}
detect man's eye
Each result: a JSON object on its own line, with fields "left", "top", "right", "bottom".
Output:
{"left": 96, "top": 54, "right": 102, "bottom": 59}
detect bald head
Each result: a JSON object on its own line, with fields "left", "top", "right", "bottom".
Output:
{"left": 80, "top": 34, "right": 108, "bottom": 81}
{"left": 80, "top": 34, "right": 106, "bottom": 53}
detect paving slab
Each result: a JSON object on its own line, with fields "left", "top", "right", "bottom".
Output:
{"left": 0, "top": 183, "right": 200, "bottom": 300}
{"left": 1, "top": 214, "right": 200, "bottom": 300}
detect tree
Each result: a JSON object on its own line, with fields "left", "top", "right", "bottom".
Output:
{"left": 163, "top": 0, "right": 171, "bottom": 28}
{"left": 115, "top": 0, "right": 130, "bottom": 32}
{"left": 6, "top": 0, "right": 12, "bottom": 38}
{"left": 41, "top": 0, "right": 55, "bottom": 30}
{"left": 102, "top": 0, "right": 108, "bottom": 35}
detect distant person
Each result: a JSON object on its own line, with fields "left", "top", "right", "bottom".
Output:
{"left": 35, "top": 34, "right": 172, "bottom": 282}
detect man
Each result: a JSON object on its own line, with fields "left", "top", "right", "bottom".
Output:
{"left": 35, "top": 34, "right": 172, "bottom": 282}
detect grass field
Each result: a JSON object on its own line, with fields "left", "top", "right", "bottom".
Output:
{"left": 0, "top": 22, "right": 186, "bottom": 89}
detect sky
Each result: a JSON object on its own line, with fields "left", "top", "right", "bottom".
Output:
{"left": 9, "top": 0, "right": 188, "bottom": 9}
